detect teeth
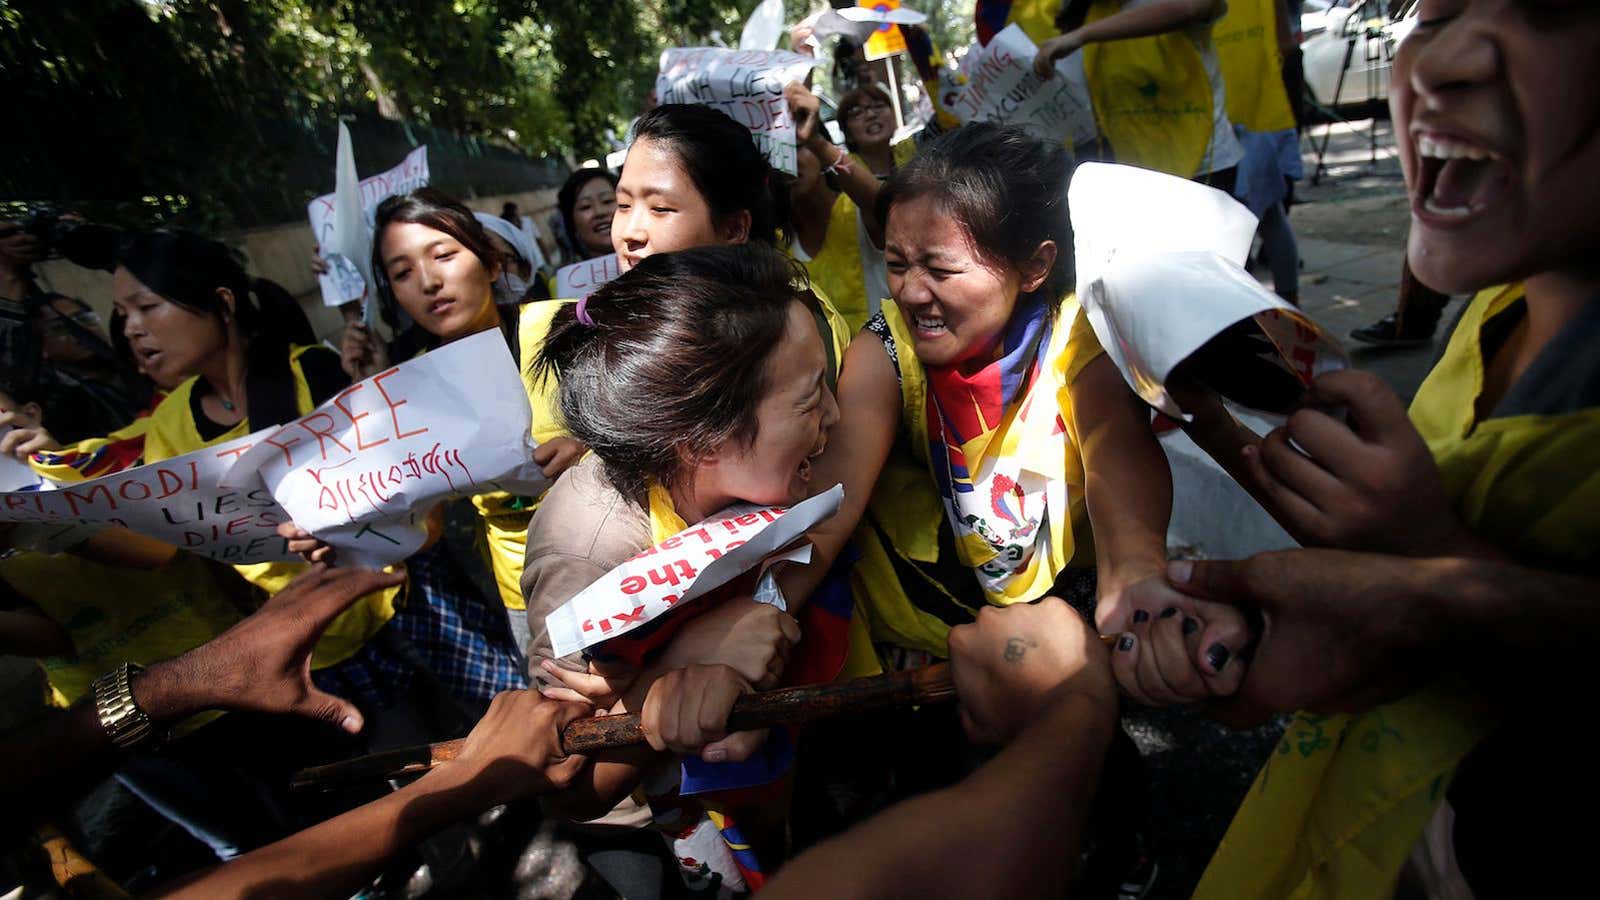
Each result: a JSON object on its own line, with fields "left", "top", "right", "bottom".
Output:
{"left": 1417, "top": 135, "right": 1497, "bottom": 162}
{"left": 1423, "top": 197, "right": 1475, "bottom": 219}
{"left": 915, "top": 315, "right": 945, "bottom": 330}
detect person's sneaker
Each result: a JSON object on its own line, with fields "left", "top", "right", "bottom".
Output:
{"left": 1116, "top": 857, "right": 1159, "bottom": 900}
{"left": 1350, "top": 313, "right": 1432, "bottom": 347}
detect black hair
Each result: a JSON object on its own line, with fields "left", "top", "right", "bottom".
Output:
{"left": 556, "top": 168, "right": 619, "bottom": 261}
{"left": 534, "top": 244, "right": 807, "bottom": 499}
{"left": 877, "top": 123, "right": 1075, "bottom": 307}
{"left": 1055, "top": 0, "right": 1095, "bottom": 33}
{"left": 833, "top": 37, "right": 864, "bottom": 87}
{"left": 116, "top": 231, "right": 315, "bottom": 428}
{"left": 630, "top": 104, "right": 785, "bottom": 247}
{"left": 370, "top": 188, "right": 502, "bottom": 356}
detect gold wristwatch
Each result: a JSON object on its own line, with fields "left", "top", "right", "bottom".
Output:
{"left": 92, "top": 662, "right": 160, "bottom": 751}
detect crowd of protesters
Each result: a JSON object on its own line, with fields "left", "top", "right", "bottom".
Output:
{"left": 1, "top": 1, "right": 1595, "bottom": 898}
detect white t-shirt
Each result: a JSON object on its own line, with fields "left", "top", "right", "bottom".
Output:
{"left": 1120, "top": 0, "right": 1244, "bottom": 174}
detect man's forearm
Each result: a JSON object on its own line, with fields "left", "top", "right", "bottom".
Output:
{"left": 154, "top": 762, "right": 497, "bottom": 900}
{"left": 762, "top": 689, "right": 1116, "bottom": 900}
{"left": 1433, "top": 557, "right": 1600, "bottom": 686}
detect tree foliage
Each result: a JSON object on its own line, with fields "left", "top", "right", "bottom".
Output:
{"left": 1, "top": 1, "right": 977, "bottom": 225}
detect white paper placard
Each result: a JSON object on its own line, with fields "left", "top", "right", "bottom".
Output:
{"left": 0, "top": 431, "right": 295, "bottom": 565}
{"left": 307, "top": 142, "right": 430, "bottom": 311}
{"left": 945, "top": 25, "right": 1098, "bottom": 148}
{"left": 655, "top": 47, "right": 819, "bottom": 175}
{"left": 545, "top": 484, "right": 844, "bottom": 658}
{"left": 553, "top": 253, "right": 621, "bottom": 300}
{"left": 221, "top": 329, "right": 546, "bottom": 568}
{"left": 1069, "top": 163, "right": 1347, "bottom": 417}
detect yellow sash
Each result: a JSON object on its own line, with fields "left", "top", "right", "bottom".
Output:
{"left": 1214, "top": 0, "right": 1296, "bottom": 132}
{"left": 1083, "top": 0, "right": 1214, "bottom": 177}
{"left": 1197, "top": 284, "right": 1600, "bottom": 899}
{"left": 140, "top": 345, "right": 402, "bottom": 669}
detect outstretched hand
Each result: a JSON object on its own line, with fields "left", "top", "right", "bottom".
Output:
{"left": 136, "top": 565, "right": 405, "bottom": 733}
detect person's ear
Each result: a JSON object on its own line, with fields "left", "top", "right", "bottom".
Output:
{"left": 21, "top": 402, "right": 42, "bottom": 422}
{"left": 720, "top": 210, "right": 753, "bottom": 245}
{"left": 215, "top": 287, "right": 238, "bottom": 324}
{"left": 1019, "top": 240, "right": 1058, "bottom": 295}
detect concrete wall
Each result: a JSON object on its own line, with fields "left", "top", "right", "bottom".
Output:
{"left": 31, "top": 188, "right": 558, "bottom": 344}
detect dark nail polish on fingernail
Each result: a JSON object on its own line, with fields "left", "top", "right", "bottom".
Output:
{"left": 1182, "top": 617, "right": 1199, "bottom": 636}
{"left": 1160, "top": 607, "right": 1179, "bottom": 619}
{"left": 1132, "top": 610, "right": 1150, "bottom": 624}
{"left": 1117, "top": 636, "right": 1134, "bottom": 652}
{"left": 1206, "top": 644, "right": 1231, "bottom": 671}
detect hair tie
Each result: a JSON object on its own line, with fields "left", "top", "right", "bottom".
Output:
{"left": 575, "top": 294, "right": 596, "bottom": 327}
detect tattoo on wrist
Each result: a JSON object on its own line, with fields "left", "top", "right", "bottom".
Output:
{"left": 1003, "top": 637, "right": 1037, "bottom": 663}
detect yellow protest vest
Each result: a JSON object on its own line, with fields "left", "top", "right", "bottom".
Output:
{"left": 1214, "top": 0, "right": 1296, "bottom": 132}
{"left": 1, "top": 551, "right": 245, "bottom": 734}
{"left": 1196, "top": 284, "right": 1600, "bottom": 899}
{"left": 1082, "top": 0, "right": 1215, "bottom": 177}
{"left": 847, "top": 137, "right": 918, "bottom": 177}
{"left": 804, "top": 193, "right": 872, "bottom": 333}
{"left": 851, "top": 297, "right": 1103, "bottom": 655}
{"left": 140, "top": 345, "right": 402, "bottom": 669}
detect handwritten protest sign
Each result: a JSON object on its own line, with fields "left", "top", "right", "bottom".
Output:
{"left": 306, "top": 143, "right": 430, "bottom": 309}
{"left": 656, "top": 48, "right": 818, "bottom": 175}
{"left": 221, "top": 329, "right": 546, "bottom": 569}
{"left": 946, "top": 25, "right": 1097, "bottom": 147}
{"left": 545, "top": 484, "right": 844, "bottom": 659}
{"left": 0, "top": 432, "right": 295, "bottom": 565}
{"left": 316, "top": 253, "right": 366, "bottom": 307}
{"left": 553, "top": 253, "right": 621, "bottom": 300}
{"left": 1070, "top": 163, "right": 1347, "bottom": 418}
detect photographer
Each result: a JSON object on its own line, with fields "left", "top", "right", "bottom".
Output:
{"left": 0, "top": 210, "right": 145, "bottom": 443}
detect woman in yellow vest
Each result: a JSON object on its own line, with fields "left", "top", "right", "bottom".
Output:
{"left": 783, "top": 122, "right": 1241, "bottom": 895}
{"left": 106, "top": 230, "right": 526, "bottom": 726}
{"left": 327, "top": 188, "right": 584, "bottom": 659}
{"left": 1166, "top": 4, "right": 1600, "bottom": 895}
{"left": 795, "top": 121, "right": 1245, "bottom": 701}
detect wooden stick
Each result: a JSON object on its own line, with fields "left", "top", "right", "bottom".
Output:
{"left": 291, "top": 663, "right": 956, "bottom": 792}
{"left": 291, "top": 635, "right": 1119, "bottom": 792}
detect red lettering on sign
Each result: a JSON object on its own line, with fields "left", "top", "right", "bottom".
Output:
{"left": 374, "top": 369, "right": 428, "bottom": 440}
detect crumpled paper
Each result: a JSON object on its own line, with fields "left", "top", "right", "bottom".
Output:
{"left": 1070, "top": 162, "right": 1347, "bottom": 418}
